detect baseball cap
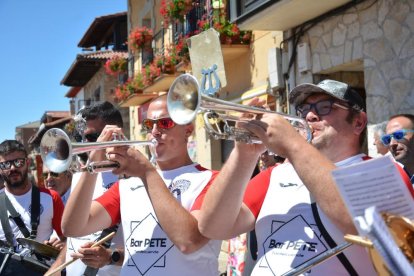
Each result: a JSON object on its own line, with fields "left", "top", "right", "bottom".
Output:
{"left": 289, "top": 79, "right": 365, "bottom": 111}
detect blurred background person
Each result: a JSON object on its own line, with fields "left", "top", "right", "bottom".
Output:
{"left": 258, "top": 151, "right": 285, "bottom": 171}
{"left": 372, "top": 120, "right": 389, "bottom": 156}
{"left": 43, "top": 165, "right": 72, "bottom": 205}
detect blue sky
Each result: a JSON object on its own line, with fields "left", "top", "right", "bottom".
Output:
{"left": 0, "top": 0, "right": 127, "bottom": 142}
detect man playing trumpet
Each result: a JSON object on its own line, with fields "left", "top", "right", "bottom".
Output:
{"left": 196, "top": 79, "right": 413, "bottom": 275}
{"left": 62, "top": 95, "right": 221, "bottom": 275}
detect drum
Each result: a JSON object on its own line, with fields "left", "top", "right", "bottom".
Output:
{"left": 0, "top": 247, "right": 50, "bottom": 276}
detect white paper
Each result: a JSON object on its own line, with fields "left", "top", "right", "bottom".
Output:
{"left": 332, "top": 155, "right": 414, "bottom": 223}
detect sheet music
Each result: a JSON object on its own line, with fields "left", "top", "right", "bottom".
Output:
{"left": 332, "top": 155, "right": 414, "bottom": 223}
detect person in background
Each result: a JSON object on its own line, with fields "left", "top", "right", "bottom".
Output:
{"left": 372, "top": 121, "right": 389, "bottom": 156}
{"left": 0, "top": 140, "right": 65, "bottom": 275}
{"left": 383, "top": 114, "right": 414, "bottom": 183}
{"left": 196, "top": 79, "right": 389, "bottom": 275}
{"left": 43, "top": 166, "right": 72, "bottom": 205}
{"left": 61, "top": 95, "right": 222, "bottom": 275}
{"left": 47, "top": 101, "right": 124, "bottom": 276}
{"left": 258, "top": 151, "right": 285, "bottom": 171}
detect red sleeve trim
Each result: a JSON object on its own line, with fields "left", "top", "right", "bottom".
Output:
{"left": 40, "top": 188, "right": 64, "bottom": 238}
{"left": 395, "top": 164, "right": 414, "bottom": 198}
{"left": 190, "top": 170, "right": 219, "bottom": 211}
{"left": 243, "top": 166, "right": 273, "bottom": 218}
{"left": 94, "top": 182, "right": 121, "bottom": 226}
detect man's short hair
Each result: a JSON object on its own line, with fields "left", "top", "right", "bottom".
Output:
{"left": 80, "top": 101, "right": 123, "bottom": 128}
{"left": 389, "top": 114, "right": 414, "bottom": 127}
{"left": 0, "top": 140, "right": 27, "bottom": 157}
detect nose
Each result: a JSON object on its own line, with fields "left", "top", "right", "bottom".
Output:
{"left": 150, "top": 123, "right": 161, "bottom": 137}
{"left": 389, "top": 136, "right": 398, "bottom": 146}
{"left": 305, "top": 108, "right": 320, "bottom": 122}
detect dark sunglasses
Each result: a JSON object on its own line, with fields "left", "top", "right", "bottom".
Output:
{"left": 74, "top": 132, "right": 101, "bottom": 142}
{"left": 142, "top": 117, "right": 176, "bottom": 132}
{"left": 42, "top": 172, "right": 60, "bottom": 179}
{"left": 380, "top": 129, "right": 414, "bottom": 146}
{"left": 296, "top": 99, "right": 349, "bottom": 118}
{"left": 0, "top": 158, "right": 26, "bottom": 170}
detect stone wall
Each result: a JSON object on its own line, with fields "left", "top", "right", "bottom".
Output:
{"left": 299, "top": 0, "right": 414, "bottom": 124}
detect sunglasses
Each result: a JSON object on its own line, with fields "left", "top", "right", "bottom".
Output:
{"left": 73, "top": 132, "right": 101, "bottom": 142}
{"left": 42, "top": 172, "right": 60, "bottom": 179}
{"left": 296, "top": 99, "right": 349, "bottom": 118}
{"left": 0, "top": 158, "right": 26, "bottom": 170}
{"left": 142, "top": 117, "right": 176, "bottom": 132}
{"left": 380, "top": 129, "right": 414, "bottom": 146}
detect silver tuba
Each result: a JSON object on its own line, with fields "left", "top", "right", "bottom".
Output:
{"left": 167, "top": 73, "right": 312, "bottom": 143}
{"left": 40, "top": 128, "right": 156, "bottom": 173}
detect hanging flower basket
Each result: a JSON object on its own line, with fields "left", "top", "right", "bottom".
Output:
{"left": 160, "top": 0, "right": 194, "bottom": 26}
{"left": 104, "top": 55, "right": 127, "bottom": 76}
{"left": 128, "top": 26, "right": 153, "bottom": 53}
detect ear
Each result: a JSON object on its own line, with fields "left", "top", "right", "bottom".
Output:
{"left": 185, "top": 123, "right": 194, "bottom": 138}
{"left": 26, "top": 157, "right": 31, "bottom": 167}
{"left": 354, "top": 112, "right": 367, "bottom": 135}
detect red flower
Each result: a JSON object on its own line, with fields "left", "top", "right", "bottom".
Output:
{"left": 128, "top": 26, "right": 153, "bottom": 53}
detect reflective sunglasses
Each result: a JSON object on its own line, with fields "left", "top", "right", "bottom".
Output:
{"left": 142, "top": 117, "right": 176, "bottom": 132}
{"left": 42, "top": 172, "right": 60, "bottom": 179}
{"left": 73, "top": 132, "right": 101, "bottom": 142}
{"left": 296, "top": 99, "right": 349, "bottom": 118}
{"left": 380, "top": 129, "right": 414, "bottom": 146}
{"left": 0, "top": 158, "right": 26, "bottom": 170}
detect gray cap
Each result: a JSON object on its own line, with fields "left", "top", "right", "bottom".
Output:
{"left": 289, "top": 79, "right": 365, "bottom": 111}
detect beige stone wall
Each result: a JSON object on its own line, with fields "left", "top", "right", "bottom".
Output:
{"left": 299, "top": 0, "right": 414, "bottom": 122}
{"left": 295, "top": 0, "right": 414, "bottom": 156}
{"left": 83, "top": 68, "right": 131, "bottom": 138}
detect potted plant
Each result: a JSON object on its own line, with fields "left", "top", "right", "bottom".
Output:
{"left": 114, "top": 73, "right": 145, "bottom": 102}
{"left": 154, "top": 46, "right": 181, "bottom": 74}
{"left": 160, "top": 0, "right": 194, "bottom": 26}
{"left": 104, "top": 55, "right": 127, "bottom": 76}
{"left": 128, "top": 26, "right": 153, "bottom": 53}
{"left": 141, "top": 63, "right": 161, "bottom": 86}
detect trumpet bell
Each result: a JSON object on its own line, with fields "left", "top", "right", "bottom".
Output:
{"left": 40, "top": 128, "right": 73, "bottom": 173}
{"left": 167, "top": 74, "right": 200, "bottom": 125}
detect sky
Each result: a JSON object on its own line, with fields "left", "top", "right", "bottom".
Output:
{"left": 0, "top": 0, "right": 127, "bottom": 142}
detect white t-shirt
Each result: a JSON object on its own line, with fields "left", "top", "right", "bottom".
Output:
{"left": 65, "top": 172, "right": 123, "bottom": 276}
{"left": 244, "top": 154, "right": 377, "bottom": 275}
{"left": 96, "top": 163, "right": 221, "bottom": 276}
{"left": 0, "top": 186, "right": 64, "bottom": 251}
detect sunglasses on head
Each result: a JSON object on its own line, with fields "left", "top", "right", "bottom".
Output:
{"left": 296, "top": 99, "right": 349, "bottom": 118}
{"left": 380, "top": 129, "right": 414, "bottom": 146}
{"left": 42, "top": 171, "right": 60, "bottom": 179}
{"left": 0, "top": 158, "right": 26, "bottom": 170}
{"left": 142, "top": 117, "right": 176, "bottom": 132}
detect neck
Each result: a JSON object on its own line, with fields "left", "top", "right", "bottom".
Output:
{"left": 157, "top": 155, "right": 194, "bottom": 171}
{"left": 6, "top": 179, "right": 31, "bottom": 196}
{"left": 321, "top": 143, "right": 362, "bottom": 163}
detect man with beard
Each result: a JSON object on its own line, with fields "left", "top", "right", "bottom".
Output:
{"left": 383, "top": 114, "right": 414, "bottom": 184}
{"left": 0, "top": 140, "right": 65, "bottom": 275}
{"left": 196, "top": 79, "right": 413, "bottom": 275}
{"left": 61, "top": 95, "right": 222, "bottom": 276}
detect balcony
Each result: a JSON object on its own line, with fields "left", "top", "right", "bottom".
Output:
{"left": 229, "top": 0, "right": 352, "bottom": 31}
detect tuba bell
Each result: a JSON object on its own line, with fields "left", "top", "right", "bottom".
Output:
{"left": 167, "top": 73, "right": 312, "bottom": 143}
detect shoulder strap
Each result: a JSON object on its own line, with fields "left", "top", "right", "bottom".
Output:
{"left": 311, "top": 203, "right": 358, "bottom": 276}
{"left": 30, "top": 185, "right": 40, "bottom": 239}
{"left": 0, "top": 192, "right": 15, "bottom": 247}
{"left": 4, "top": 193, "right": 31, "bottom": 238}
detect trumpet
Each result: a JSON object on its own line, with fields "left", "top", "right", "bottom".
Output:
{"left": 167, "top": 74, "right": 312, "bottom": 143}
{"left": 40, "top": 128, "right": 156, "bottom": 173}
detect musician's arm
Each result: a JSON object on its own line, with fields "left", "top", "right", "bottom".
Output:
{"left": 45, "top": 243, "right": 67, "bottom": 276}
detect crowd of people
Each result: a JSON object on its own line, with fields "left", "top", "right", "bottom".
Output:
{"left": 0, "top": 78, "right": 412, "bottom": 275}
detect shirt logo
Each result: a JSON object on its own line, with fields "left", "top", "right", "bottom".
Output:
{"left": 130, "top": 184, "right": 145, "bottom": 191}
{"left": 168, "top": 179, "right": 190, "bottom": 197}
{"left": 279, "top": 182, "right": 298, "bottom": 188}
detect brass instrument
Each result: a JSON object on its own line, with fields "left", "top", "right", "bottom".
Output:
{"left": 167, "top": 74, "right": 312, "bottom": 143}
{"left": 285, "top": 213, "right": 414, "bottom": 276}
{"left": 40, "top": 128, "right": 156, "bottom": 173}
